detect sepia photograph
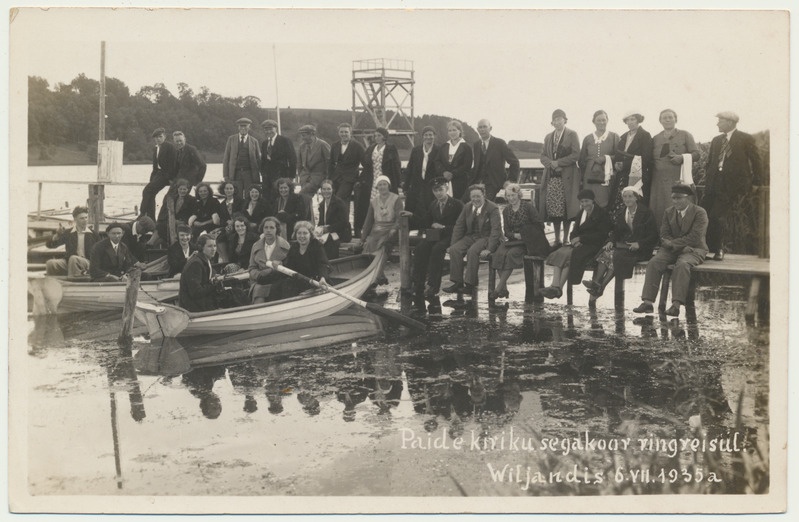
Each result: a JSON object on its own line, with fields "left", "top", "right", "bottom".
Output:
{"left": 6, "top": 3, "right": 791, "bottom": 517}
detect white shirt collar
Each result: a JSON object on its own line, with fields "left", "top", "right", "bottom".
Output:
{"left": 725, "top": 129, "right": 736, "bottom": 141}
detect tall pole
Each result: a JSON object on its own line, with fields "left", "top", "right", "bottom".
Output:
{"left": 99, "top": 41, "right": 106, "bottom": 141}
{"left": 272, "top": 44, "right": 281, "bottom": 134}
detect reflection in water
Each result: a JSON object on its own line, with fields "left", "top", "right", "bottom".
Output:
{"left": 25, "top": 282, "right": 770, "bottom": 496}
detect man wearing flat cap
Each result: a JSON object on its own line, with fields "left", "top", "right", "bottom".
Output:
{"left": 634, "top": 184, "right": 708, "bottom": 318}
{"left": 701, "top": 111, "right": 762, "bottom": 260}
{"left": 260, "top": 119, "right": 297, "bottom": 199}
{"left": 297, "top": 124, "right": 331, "bottom": 196}
{"left": 223, "top": 117, "right": 262, "bottom": 197}
{"left": 139, "top": 127, "right": 177, "bottom": 219}
{"left": 406, "top": 176, "right": 464, "bottom": 298}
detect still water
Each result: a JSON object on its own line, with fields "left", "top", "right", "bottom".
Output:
{"left": 26, "top": 270, "right": 769, "bottom": 497}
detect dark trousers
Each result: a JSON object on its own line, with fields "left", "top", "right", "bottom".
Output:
{"left": 334, "top": 179, "right": 355, "bottom": 201}
{"left": 354, "top": 186, "right": 371, "bottom": 237}
{"left": 413, "top": 238, "right": 449, "bottom": 292}
{"left": 234, "top": 169, "right": 256, "bottom": 198}
{"left": 140, "top": 171, "right": 170, "bottom": 219}
{"left": 705, "top": 216, "right": 724, "bottom": 254}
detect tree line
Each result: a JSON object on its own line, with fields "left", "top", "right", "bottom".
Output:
{"left": 30, "top": 74, "right": 545, "bottom": 165}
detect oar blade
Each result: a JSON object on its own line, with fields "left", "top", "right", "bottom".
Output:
{"left": 364, "top": 302, "right": 426, "bottom": 331}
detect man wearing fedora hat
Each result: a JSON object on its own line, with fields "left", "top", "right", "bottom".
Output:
{"left": 260, "top": 119, "right": 296, "bottom": 199}
{"left": 634, "top": 184, "right": 708, "bottom": 317}
{"left": 297, "top": 124, "right": 331, "bottom": 196}
{"left": 223, "top": 117, "right": 262, "bottom": 197}
{"left": 701, "top": 111, "right": 762, "bottom": 260}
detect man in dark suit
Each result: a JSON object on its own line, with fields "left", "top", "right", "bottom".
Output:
{"left": 328, "top": 122, "right": 365, "bottom": 202}
{"left": 297, "top": 124, "right": 331, "bottom": 196}
{"left": 634, "top": 184, "right": 708, "bottom": 318}
{"left": 179, "top": 235, "right": 221, "bottom": 312}
{"left": 223, "top": 117, "right": 262, "bottom": 197}
{"left": 45, "top": 206, "right": 98, "bottom": 277}
{"left": 701, "top": 111, "right": 762, "bottom": 259}
{"left": 404, "top": 126, "right": 440, "bottom": 230}
{"left": 443, "top": 184, "right": 502, "bottom": 293}
{"left": 173, "top": 131, "right": 207, "bottom": 188}
{"left": 139, "top": 128, "right": 177, "bottom": 219}
{"left": 121, "top": 215, "right": 156, "bottom": 263}
{"left": 407, "top": 177, "right": 464, "bottom": 298}
{"left": 260, "top": 119, "right": 297, "bottom": 199}
{"left": 471, "top": 119, "right": 519, "bottom": 202}
{"left": 90, "top": 222, "right": 146, "bottom": 282}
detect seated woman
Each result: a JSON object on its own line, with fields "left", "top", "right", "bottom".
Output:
{"left": 189, "top": 182, "right": 221, "bottom": 239}
{"left": 215, "top": 180, "right": 244, "bottom": 263}
{"left": 582, "top": 185, "right": 658, "bottom": 299}
{"left": 248, "top": 216, "right": 291, "bottom": 303}
{"left": 542, "top": 189, "right": 612, "bottom": 299}
{"left": 315, "top": 179, "right": 352, "bottom": 260}
{"left": 272, "top": 177, "right": 306, "bottom": 240}
{"left": 490, "top": 183, "right": 550, "bottom": 300}
{"left": 179, "top": 234, "right": 221, "bottom": 312}
{"left": 267, "top": 221, "right": 330, "bottom": 302}
{"left": 361, "top": 175, "right": 402, "bottom": 287}
{"left": 154, "top": 178, "right": 197, "bottom": 246}
{"left": 222, "top": 214, "right": 259, "bottom": 273}
{"left": 167, "top": 224, "right": 197, "bottom": 277}
{"left": 243, "top": 184, "right": 273, "bottom": 234}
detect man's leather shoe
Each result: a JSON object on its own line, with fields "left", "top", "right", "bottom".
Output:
{"left": 582, "top": 280, "right": 598, "bottom": 291}
{"left": 713, "top": 250, "right": 724, "bottom": 261}
{"left": 442, "top": 282, "right": 463, "bottom": 293}
{"left": 463, "top": 283, "right": 476, "bottom": 294}
{"left": 633, "top": 302, "right": 654, "bottom": 314}
{"left": 665, "top": 304, "right": 681, "bottom": 317}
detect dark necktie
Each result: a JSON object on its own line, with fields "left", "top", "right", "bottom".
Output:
{"left": 471, "top": 208, "right": 479, "bottom": 233}
{"left": 482, "top": 141, "right": 487, "bottom": 154}
{"left": 240, "top": 136, "right": 245, "bottom": 147}
{"left": 676, "top": 211, "right": 683, "bottom": 228}
{"left": 718, "top": 135, "right": 730, "bottom": 170}
{"left": 267, "top": 138, "right": 273, "bottom": 156}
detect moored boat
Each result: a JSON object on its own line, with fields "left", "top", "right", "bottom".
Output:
{"left": 135, "top": 251, "right": 383, "bottom": 339}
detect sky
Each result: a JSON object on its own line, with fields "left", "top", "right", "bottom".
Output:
{"left": 10, "top": 7, "right": 789, "bottom": 144}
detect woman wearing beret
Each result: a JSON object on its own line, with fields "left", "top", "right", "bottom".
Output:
{"left": 649, "top": 109, "right": 700, "bottom": 229}
{"left": 435, "top": 120, "right": 473, "bottom": 202}
{"left": 578, "top": 110, "right": 620, "bottom": 208}
{"left": 542, "top": 189, "right": 612, "bottom": 299}
{"left": 490, "top": 183, "right": 550, "bottom": 300}
{"left": 539, "top": 109, "right": 581, "bottom": 247}
{"left": 610, "top": 111, "right": 653, "bottom": 220}
{"left": 582, "top": 185, "right": 658, "bottom": 299}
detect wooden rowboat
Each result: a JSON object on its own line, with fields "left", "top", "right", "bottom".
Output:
{"left": 135, "top": 251, "right": 383, "bottom": 339}
{"left": 27, "top": 256, "right": 174, "bottom": 315}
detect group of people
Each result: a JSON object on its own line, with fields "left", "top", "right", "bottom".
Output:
{"left": 46, "top": 107, "right": 761, "bottom": 318}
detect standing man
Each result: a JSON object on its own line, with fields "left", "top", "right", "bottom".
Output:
{"left": 139, "top": 128, "right": 176, "bottom": 219}
{"left": 471, "top": 119, "right": 520, "bottom": 202}
{"left": 443, "top": 184, "right": 502, "bottom": 294}
{"left": 633, "top": 184, "right": 708, "bottom": 318}
{"left": 44, "top": 206, "right": 98, "bottom": 277}
{"left": 404, "top": 126, "right": 440, "bottom": 230}
{"left": 701, "top": 111, "right": 762, "bottom": 259}
{"left": 328, "top": 122, "right": 365, "bottom": 202}
{"left": 407, "top": 177, "right": 464, "bottom": 298}
{"left": 260, "top": 119, "right": 297, "bottom": 199}
{"left": 223, "top": 117, "right": 262, "bottom": 196}
{"left": 173, "top": 131, "right": 207, "bottom": 188}
{"left": 89, "top": 223, "right": 146, "bottom": 282}
{"left": 297, "top": 124, "right": 331, "bottom": 197}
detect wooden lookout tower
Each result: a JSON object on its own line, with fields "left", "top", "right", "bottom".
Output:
{"left": 351, "top": 58, "right": 415, "bottom": 146}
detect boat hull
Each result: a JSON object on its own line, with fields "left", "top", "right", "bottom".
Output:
{"left": 136, "top": 252, "right": 382, "bottom": 338}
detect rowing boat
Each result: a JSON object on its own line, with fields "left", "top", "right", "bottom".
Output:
{"left": 135, "top": 251, "right": 383, "bottom": 339}
{"left": 27, "top": 256, "right": 174, "bottom": 314}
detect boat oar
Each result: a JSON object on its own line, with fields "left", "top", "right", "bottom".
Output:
{"left": 266, "top": 261, "right": 426, "bottom": 331}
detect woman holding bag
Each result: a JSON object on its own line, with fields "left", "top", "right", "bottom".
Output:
{"left": 578, "top": 110, "right": 620, "bottom": 209}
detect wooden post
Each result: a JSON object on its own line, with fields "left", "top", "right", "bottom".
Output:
{"left": 167, "top": 195, "right": 177, "bottom": 245}
{"left": 37, "top": 182, "right": 43, "bottom": 219}
{"left": 118, "top": 268, "right": 141, "bottom": 344}
{"left": 523, "top": 256, "right": 544, "bottom": 303}
{"left": 758, "top": 186, "right": 769, "bottom": 259}
{"left": 398, "top": 207, "right": 411, "bottom": 292}
{"left": 88, "top": 183, "right": 105, "bottom": 234}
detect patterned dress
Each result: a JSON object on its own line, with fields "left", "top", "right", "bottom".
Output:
{"left": 370, "top": 145, "right": 386, "bottom": 200}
